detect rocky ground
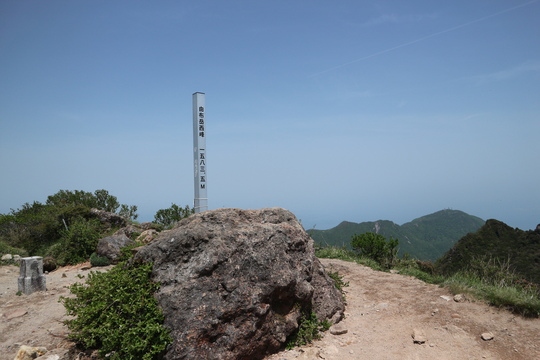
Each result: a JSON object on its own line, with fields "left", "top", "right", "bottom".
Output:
{"left": 1, "top": 259, "right": 539, "bottom": 360}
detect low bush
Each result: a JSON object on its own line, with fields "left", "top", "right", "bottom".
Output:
{"left": 351, "top": 232, "right": 398, "bottom": 268}
{"left": 61, "top": 261, "right": 171, "bottom": 359}
{"left": 56, "top": 217, "right": 102, "bottom": 265}
{"left": 286, "top": 311, "right": 331, "bottom": 349}
{"left": 89, "top": 252, "right": 110, "bottom": 267}
{"left": 0, "top": 241, "right": 28, "bottom": 258}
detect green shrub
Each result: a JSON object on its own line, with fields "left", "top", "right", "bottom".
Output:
{"left": 153, "top": 203, "right": 194, "bottom": 229}
{"left": 119, "top": 241, "right": 143, "bottom": 262}
{"left": 61, "top": 261, "right": 171, "bottom": 359}
{"left": 351, "top": 232, "right": 398, "bottom": 268}
{"left": 89, "top": 252, "right": 111, "bottom": 267}
{"left": 0, "top": 240, "right": 28, "bottom": 257}
{"left": 286, "top": 311, "right": 331, "bottom": 349}
{"left": 57, "top": 217, "right": 102, "bottom": 265}
{"left": 0, "top": 189, "right": 139, "bottom": 257}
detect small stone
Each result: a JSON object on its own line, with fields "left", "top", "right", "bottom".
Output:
{"left": 62, "top": 273, "right": 67, "bottom": 278}
{"left": 481, "top": 332, "right": 494, "bottom": 341}
{"left": 454, "top": 294, "right": 466, "bottom": 302}
{"left": 440, "top": 295, "right": 453, "bottom": 301}
{"left": 14, "top": 345, "right": 48, "bottom": 360}
{"left": 36, "top": 355, "right": 60, "bottom": 360}
{"left": 412, "top": 328, "right": 427, "bottom": 344}
{"left": 329, "top": 324, "right": 348, "bottom": 335}
{"left": 3, "top": 308, "right": 28, "bottom": 320}
{"left": 1, "top": 253, "right": 13, "bottom": 261}
{"left": 431, "top": 308, "right": 439, "bottom": 316}
{"left": 451, "top": 313, "right": 462, "bottom": 319}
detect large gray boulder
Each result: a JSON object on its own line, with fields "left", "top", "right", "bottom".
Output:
{"left": 134, "top": 207, "right": 345, "bottom": 360}
{"left": 96, "top": 234, "right": 134, "bottom": 262}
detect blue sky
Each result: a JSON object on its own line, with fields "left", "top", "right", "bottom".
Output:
{"left": 1, "top": 0, "right": 539, "bottom": 231}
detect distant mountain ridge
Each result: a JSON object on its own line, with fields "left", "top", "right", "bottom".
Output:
{"left": 309, "top": 209, "right": 485, "bottom": 261}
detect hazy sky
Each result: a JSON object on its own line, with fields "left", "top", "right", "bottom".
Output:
{"left": 1, "top": 0, "right": 539, "bottom": 230}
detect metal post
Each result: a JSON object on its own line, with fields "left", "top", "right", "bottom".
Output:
{"left": 193, "top": 92, "right": 208, "bottom": 213}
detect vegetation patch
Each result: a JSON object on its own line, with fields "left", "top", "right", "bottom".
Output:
{"left": 61, "top": 261, "right": 171, "bottom": 360}
{"left": 89, "top": 252, "right": 110, "bottom": 267}
{"left": 327, "top": 271, "right": 350, "bottom": 301}
{"left": 286, "top": 311, "right": 331, "bottom": 349}
{"left": 351, "top": 232, "right": 398, "bottom": 269}
{"left": 441, "top": 256, "right": 540, "bottom": 317}
{"left": 316, "top": 230, "right": 540, "bottom": 318}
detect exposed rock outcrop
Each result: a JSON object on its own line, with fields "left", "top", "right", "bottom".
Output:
{"left": 135, "top": 207, "right": 345, "bottom": 360}
{"left": 89, "top": 208, "right": 127, "bottom": 229}
{"left": 136, "top": 229, "right": 159, "bottom": 244}
{"left": 96, "top": 234, "right": 134, "bottom": 263}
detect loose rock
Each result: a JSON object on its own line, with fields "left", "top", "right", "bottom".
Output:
{"left": 14, "top": 345, "right": 47, "bottom": 360}
{"left": 329, "top": 324, "right": 348, "bottom": 335}
{"left": 1, "top": 254, "right": 13, "bottom": 261}
{"left": 481, "top": 332, "right": 494, "bottom": 341}
{"left": 96, "top": 234, "right": 134, "bottom": 263}
{"left": 412, "top": 328, "right": 427, "bottom": 344}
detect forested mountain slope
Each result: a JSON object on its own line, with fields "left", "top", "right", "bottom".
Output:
{"left": 309, "top": 209, "right": 485, "bottom": 261}
{"left": 437, "top": 219, "right": 540, "bottom": 284}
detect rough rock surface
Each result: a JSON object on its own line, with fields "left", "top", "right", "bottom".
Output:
{"left": 113, "top": 224, "right": 142, "bottom": 239}
{"left": 96, "top": 234, "right": 134, "bottom": 262}
{"left": 89, "top": 208, "right": 126, "bottom": 229}
{"left": 136, "top": 229, "right": 159, "bottom": 244}
{"left": 135, "top": 207, "right": 345, "bottom": 360}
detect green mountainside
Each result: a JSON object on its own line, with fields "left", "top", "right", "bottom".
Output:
{"left": 437, "top": 219, "right": 540, "bottom": 284}
{"left": 309, "top": 209, "right": 485, "bottom": 261}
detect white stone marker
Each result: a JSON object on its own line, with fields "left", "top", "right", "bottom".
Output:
{"left": 18, "top": 256, "right": 47, "bottom": 294}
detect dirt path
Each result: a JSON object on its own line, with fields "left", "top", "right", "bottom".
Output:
{"left": 1, "top": 259, "right": 539, "bottom": 360}
{"left": 267, "top": 259, "right": 540, "bottom": 360}
{"left": 0, "top": 262, "right": 113, "bottom": 360}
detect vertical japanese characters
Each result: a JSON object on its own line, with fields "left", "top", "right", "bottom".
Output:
{"left": 193, "top": 92, "right": 208, "bottom": 213}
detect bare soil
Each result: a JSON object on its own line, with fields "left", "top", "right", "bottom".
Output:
{"left": 0, "top": 262, "right": 113, "bottom": 360}
{"left": 266, "top": 259, "right": 540, "bottom": 360}
{"left": 1, "top": 259, "right": 539, "bottom": 360}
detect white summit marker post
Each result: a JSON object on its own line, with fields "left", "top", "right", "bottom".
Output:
{"left": 193, "top": 92, "right": 208, "bottom": 213}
